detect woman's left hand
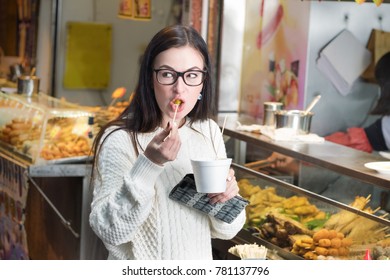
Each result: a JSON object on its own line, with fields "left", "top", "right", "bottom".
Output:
{"left": 208, "top": 168, "right": 239, "bottom": 204}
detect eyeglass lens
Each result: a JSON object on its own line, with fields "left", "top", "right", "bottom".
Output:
{"left": 155, "top": 69, "right": 205, "bottom": 86}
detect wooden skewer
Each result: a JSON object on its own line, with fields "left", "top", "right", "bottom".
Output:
{"left": 245, "top": 159, "right": 277, "bottom": 169}
{"left": 108, "top": 98, "right": 117, "bottom": 107}
{"left": 172, "top": 103, "right": 179, "bottom": 125}
{"left": 163, "top": 103, "right": 180, "bottom": 142}
{"left": 220, "top": 115, "right": 227, "bottom": 137}
{"left": 372, "top": 206, "right": 381, "bottom": 214}
{"left": 215, "top": 115, "right": 228, "bottom": 158}
{"left": 374, "top": 226, "right": 389, "bottom": 234}
{"left": 380, "top": 212, "right": 389, "bottom": 219}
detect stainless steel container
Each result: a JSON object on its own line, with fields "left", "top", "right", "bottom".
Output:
{"left": 263, "top": 102, "right": 284, "bottom": 126}
{"left": 17, "top": 75, "right": 40, "bottom": 96}
{"left": 9, "top": 64, "right": 23, "bottom": 82}
{"left": 275, "top": 110, "right": 313, "bottom": 134}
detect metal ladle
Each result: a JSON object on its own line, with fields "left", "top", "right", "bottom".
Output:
{"left": 304, "top": 95, "right": 321, "bottom": 114}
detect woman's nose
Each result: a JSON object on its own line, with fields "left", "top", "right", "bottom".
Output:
{"left": 173, "top": 76, "right": 186, "bottom": 92}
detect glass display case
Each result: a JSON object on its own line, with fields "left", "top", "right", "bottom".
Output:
{"left": 0, "top": 92, "right": 95, "bottom": 164}
{"left": 216, "top": 163, "right": 390, "bottom": 260}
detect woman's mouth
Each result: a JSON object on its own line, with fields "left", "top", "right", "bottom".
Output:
{"left": 173, "top": 99, "right": 183, "bottom": 106}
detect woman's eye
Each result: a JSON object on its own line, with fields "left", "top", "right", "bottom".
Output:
{"left": 162, "top": 71, "right": 174, "bottom": 78}
{"left": 186, "top": 72, "right": 198, "bottom": 79}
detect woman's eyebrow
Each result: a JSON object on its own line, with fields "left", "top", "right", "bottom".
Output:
{"left": 155, "top": 65, "right": 203, "bottom": 71}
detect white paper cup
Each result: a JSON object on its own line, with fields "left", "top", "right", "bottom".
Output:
{"left": 191, "top": 158, "right": 232, "bottom": 193}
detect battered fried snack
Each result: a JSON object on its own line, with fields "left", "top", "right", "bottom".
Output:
{"left": 313, "top": 229, "right": 329, "bottom": 242}
{"left": 328, "top": 229, "right": 338, "bottom": 239}
{"left": 283, "top": 196, "right": 309, "bottom": 208}
{"left": 318, "top": 239, "right": 331, "bottom": 248}
{"left": 303, "top": 251, "right": 318, "bottom": 260}
{"left": 315, "top": 246, "right": 328, "bottom": 256}
{"left": 294, "top": 238, "right": 314, "bottom": 249}
{"left": 328, "top": 248, "right": 339, "bottom": 256}
{"left": 238, "top": 179, "right": 262, "bottom": 198}
{"left": 330, "top": 238, "right": 342, "bottom": 248}
{"left": 296, "top": 228, "right": 353, "bottom": 259}
{"left": 293, "top": 205, "right": 319, "bottom": 216}
{"left": 341, "top": 237, "right": 353, "bottom": 247}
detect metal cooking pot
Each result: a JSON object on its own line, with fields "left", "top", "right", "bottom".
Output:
{"left": 263, "top": 101, "right": 284, "bottom": 126}
{"left": 275, "top": 110, "right": 313, "bottom": 134}
{"left": 17, "top": 75, "right": 40, "bottom": 96}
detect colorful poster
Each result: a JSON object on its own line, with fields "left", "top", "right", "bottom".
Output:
{"left": 118, "top": 0, "right": 151, "bottom": 21}
{"left": 0, "top": 156, "right": 29, "bottom": 259}
{"left": 239, "top": 0, "right": 310, "bottom": 119}
{"left": 118, "top": 0, "right": 134, "bottom": 19}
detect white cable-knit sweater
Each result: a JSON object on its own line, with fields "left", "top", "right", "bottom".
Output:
{"left": 89, "top": 118, "right": 246, "bottom": 260}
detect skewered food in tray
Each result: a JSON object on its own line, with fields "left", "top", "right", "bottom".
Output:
{"left": 238, "top": 178, "right": 390, "bottom": 260}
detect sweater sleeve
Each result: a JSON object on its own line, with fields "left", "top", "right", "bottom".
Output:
{"left": 89, "top": 129, "right": 164, "bottom": 246}
{"left": 209, "top": 206, "right": 246, "bottom": 239}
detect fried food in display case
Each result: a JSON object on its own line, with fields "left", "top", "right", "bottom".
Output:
{"left": 234, "top": 164, "right": 390, "bottom": 260}
{"left": 88, "top": 101, "right": 129, "bottom": 129}
{"left": 85, "top": 88, "right": 131, "bottom": 129}
{"left": 0, "top": 92, "right": 95, "bottom": 164}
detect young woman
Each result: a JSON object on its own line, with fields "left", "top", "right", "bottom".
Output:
{"left": 89, "top": 25, "right": 246, "bottom": 260}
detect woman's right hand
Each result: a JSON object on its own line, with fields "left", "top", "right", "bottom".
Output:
{"left": 144, "top": 122, "right": 181, "bottom": 165}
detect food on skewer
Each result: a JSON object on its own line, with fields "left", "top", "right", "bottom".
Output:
{"left": 172, "top": 99, "right": 181, "bottom": 124}
{"left": 163, "top": 100, "right": 182, "bottom": 142}
{"left": 109, "top": 87, "right": 127, "bottom": 107}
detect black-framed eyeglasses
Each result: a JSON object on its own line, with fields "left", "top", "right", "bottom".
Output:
{"left": 153, "top": 68, "right": 206, "bottom": 86}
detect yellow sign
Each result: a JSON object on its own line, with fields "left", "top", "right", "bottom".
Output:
{"left": 63, "top": 22, "right": 112, "bottom": 89}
